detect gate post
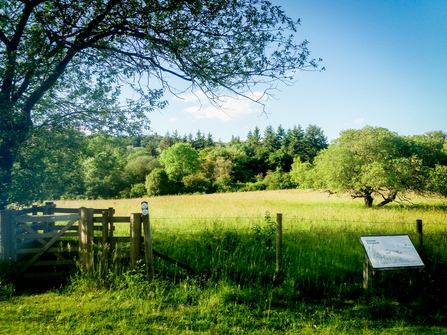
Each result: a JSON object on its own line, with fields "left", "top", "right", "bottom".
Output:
{"left": 43, "top": 202, "right": 56, "bottom": 232}
{"left": 101, "top": 210, "right": 110, "bottom": 276}
{"left": 0, "top": 210, "right": 17, "bottom": 277}
{"left": 79, "top": 207, "right": 94, "bottom": 272}
{"left": 141, "top": 202, "right": 154, "bottom": 282}
{"left": 130, "top": 213, "right": 142, "bottom": 270}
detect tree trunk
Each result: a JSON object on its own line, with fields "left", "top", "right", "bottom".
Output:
{"left": 0, "top": 142, "right": 15, "bottom": 210}
{"left": 0, "top": 101, "right": 31, "bottom": 209}
{"left": 364, "top": 193, "right": 374, "bottom": 208}
{"left": 376, "top": 192, "right": 398, "bottom": 208}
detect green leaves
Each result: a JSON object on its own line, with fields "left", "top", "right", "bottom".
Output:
{"left": 1, "top": 0, "right": 321, "bottom": 207}
{"left": 312, "top": 126, "right": 447, "bottom": 207}
{"left": 159, "top": 143, "right": 200, "bottom": 182}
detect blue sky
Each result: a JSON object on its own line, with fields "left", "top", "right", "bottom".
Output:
{"left": 143, "top": 0, "right": 447, "bottom": 143}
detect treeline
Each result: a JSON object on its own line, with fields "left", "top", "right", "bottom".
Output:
{"left": 11, "top": 125, "right": 328, "bottom": 203}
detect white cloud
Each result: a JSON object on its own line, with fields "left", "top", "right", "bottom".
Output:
{"left": 354, "top": 118, "right": 365, "bottom": 124}
{"left": 178, "top": 92, "right": 265, "bottom": 121}
{"left": 169, "top": 117, "right": 178, "bottom": 122}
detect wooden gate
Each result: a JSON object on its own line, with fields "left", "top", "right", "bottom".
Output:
{"left": 15, "top": 212, "right": 81, "bottom": 278}
{"left": 0, "top": 203, "right": 111, "bottom": 279}
{"left": 0, "top": 203, "right": 84, "bottom": 278}
{"left": 1, "top": 202, "right": 193, "bottom": 282}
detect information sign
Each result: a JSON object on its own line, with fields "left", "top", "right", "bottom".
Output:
{"left": 359, "top": 235, "right": 425, "bottom": 270}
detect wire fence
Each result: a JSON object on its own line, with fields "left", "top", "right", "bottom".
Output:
{"left": 144, "top": 216, "right": 447, "bottom": 232}
{"left": 142, "top": 216, "right": 447, "bottom": 259}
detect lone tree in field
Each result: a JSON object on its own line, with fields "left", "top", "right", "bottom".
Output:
{"left": 0, "top": 0, "right": 322, "bottom": 209}
{"left": 312, "top": 126, "right": 447, "bottom": 208}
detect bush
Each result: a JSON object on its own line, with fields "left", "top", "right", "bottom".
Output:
{"left": 215, "top": 175, "right": 233, "bottom": 193}
{"left": 243, "top": 181, "right": 267, "bottom": 191}
{"left": 119, "top": 188, "right": 131, "bottom": 199}
{"left": 290, "top": 157, "right": 314, "bottom": 188}
{"left": 130, "top": 183, "right": 147, "bottom": 198}
{"left": 145, "top": 169, "right": 171, "bottom": 196}
{"left": 182, "top": 173, "right": 213, "bottom": 193}
{"left": 263, "top": 170, "right": 293, "bottom": 190}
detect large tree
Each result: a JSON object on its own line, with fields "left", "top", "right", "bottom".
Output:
{"left": 0, "top": 0, "right": 321, "bottom": 208}
{"left": 312, "top": 126, "right": 447, "bottom": 208}
{"left": 159, "top": 142, "right": 200, "bottom": 182}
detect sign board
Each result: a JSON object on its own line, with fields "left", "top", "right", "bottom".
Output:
{"left": 359, "top": 235, "right": 425, "bottom": 270}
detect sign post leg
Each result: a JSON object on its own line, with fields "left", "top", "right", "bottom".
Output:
{"left": 363, "top": 252, "right": 373, "bottom": 290}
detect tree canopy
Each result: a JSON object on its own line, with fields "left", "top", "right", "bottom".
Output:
{"left": 311, "top": 126, "right": 447, "bottom": 208}
{"left": 0, "top": 0, "right": 321, "bottom": 208}
{"left": 159, "top": 142, "right": 200, "bottom": 182}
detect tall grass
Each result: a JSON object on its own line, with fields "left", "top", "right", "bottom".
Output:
{"left": 2, "top": 190, "right": 446, "bottom": 334}
{"left": 53, "top": 189, "right": 447, "bottom": 297}
{"left": 55, "top": 189, "right": 447, "bottom": 222}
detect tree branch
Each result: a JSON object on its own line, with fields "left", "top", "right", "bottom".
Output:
{"left": 10, "top": 0, "right": 45, "bottom": 48}
{"left": 22, "top": 47, "right": 78, "bottom": 128}
{"left": 91, "top": 44, "right": 193, "bottom": 82}
{"left": 0, "top": 29, "right": 9, "bottom": 45}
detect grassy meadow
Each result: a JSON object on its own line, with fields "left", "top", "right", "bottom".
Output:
{"left": 1, "top": 190, "right": 447, "bottom": 334}
{"left": 54, "top": 189, "right": 447, "bottom": 222}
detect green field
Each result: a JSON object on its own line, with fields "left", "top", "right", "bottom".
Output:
{"left": 1, "top": 190, "right": 447, "bottom": 334}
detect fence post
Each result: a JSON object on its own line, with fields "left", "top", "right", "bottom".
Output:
{"left": 108, "top": 207, "right": 115, "bottom": 251}
{"left": 46, "top": 202, "right": 55, "bottom": 214}
{"left": 44, "top": 202, "right": 56, "bottom": 232}
{"left": 102, "top": 211, "right": 109, "bottom": 246}
{"left": 0, "top": 210, "right": 17, "bottom": 277}
{"left": 130, "top": 213, "right": 142, "bottom": 270}
{"left": 276, "top": 213, "right": 283, "bottom": 273}
{"left": 416, "top": 220, "right": 423, "bottom": 247}
{"left": 141, "top": 202, "right": 154, "bottom": 281}
{"left": 101, "top": 210, "right": 110, "bottom": 275}
{"left": 32, "top": 205, "right": 38, "bottom": 227}
{"left": 79, "top": 207, "right": 94, "bottom": 272}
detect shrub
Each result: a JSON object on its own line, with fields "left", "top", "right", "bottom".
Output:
{"left": 290, "top": 157, "right": 314, "bottom": 188}
{"left": 182, "top": 173, "right": 213, "bottom": 193}
{"left": 263, "top": 169, "right": 294, "bottom": 190}
{"left": 119, "top": 188, "right": 131, "bottom": 199}
{"left": 243, "top": 181, "right": 267, "bottom": 191}
{"left": 145, "top": 168, "right": 171, "bottom": 196}
{"left": 215, "top": 175, "right": 233, "bottom": 193}
{"left": 130, "top": 183, "right": 147, "bottom": 198}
